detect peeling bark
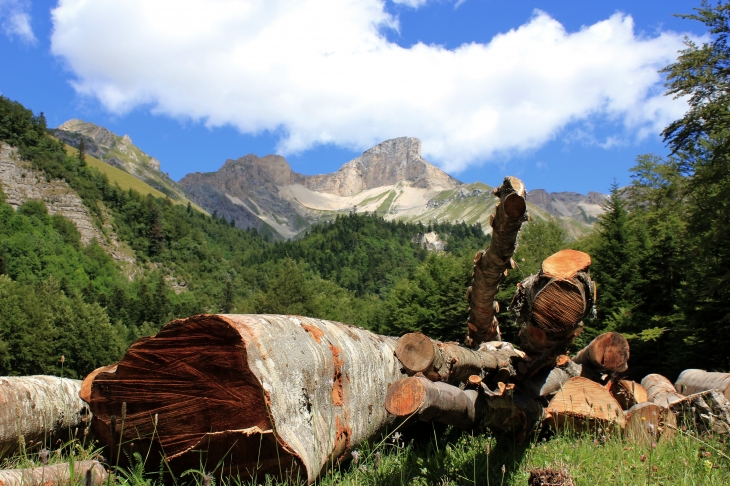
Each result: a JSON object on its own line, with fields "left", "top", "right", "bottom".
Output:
{"left": 466, "top": 176, "right": 528, "bottom": 348}
{"left": 669, "top": 389, "right": 730, "bottom": 434}
{"left": 0, "top": 461, "right": 106, "bottom": 486}
{"left": 84, "top": 314, "right": 406, "bottom": 484}
{"left": 0, "top": 376, "right": 89, "bottom": 458}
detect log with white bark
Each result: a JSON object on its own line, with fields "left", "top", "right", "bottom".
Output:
{"left": 0, "top": 376, "right": 89, "bottom": 458}
{"left": 572, "top": 332, "right": 630, "bottom": 374}
{"left": 511, "top": 250, "right": 594, "bottom": 371}
{"left": 0, "top": 461, "right": 107, "bottom": 486}
{"left": 84, "top": 314, "right": 407, "bottom": 484}
{"left": 641, "top": 374, "right": 685, "bottom": 407}
{"left": 674, "top": 369, "right": 730, "bottom": 399}
{"left": 0, "top": 460, "right": 107, "bottom": 486}
{"left": 607, "top": 380, "right": 648, "bottom": 411}
{"left": 624, "top": 402, "right": 676, "bottom": 444}
{"left": 465, "top": 176, "right": 528, "bottom": 347}
{"left": 393, "top": 332, "right": 527, "bottom": 383}
{"left": 545, "top": 377, "right": 625, "bottom": 432}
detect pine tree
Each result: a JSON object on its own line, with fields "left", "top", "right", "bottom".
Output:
{"left": 77, "top": 137, "right": 87, "bottom": 166}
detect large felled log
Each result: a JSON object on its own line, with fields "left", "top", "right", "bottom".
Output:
{"left": 0, "top": 461, "right": 107, "bottom": 486}
{"left": 84, "top": 314, "right": 407, "bottom": 484}
{"left": 545, "top": 377, "right": 625, "bottom": 432}
{"left": 624, "top": 402, "right": 676, "bottom": 444}
{"left": 642, "top": 374, "right": 684, "bottom": 407}
{"left": 674, "top": 369, "right": 730, "bottom": 399}
{"left": 394, "top": 332, "right": 526, "bottom": 383}
{"left": 465, "top": 176, "right": 528, "bottom": 347}
{"left": 0, "top": 376, "right": 89, "bottom": 457}
{"left": 607, "top": 380, "right": 648, "bottom": 410}
{"left": 384, "top": 375, "right": 543, "bottom": 438}
{"left": 572, "top": 332, "right": 629, "bottom": 373}
{"left": 511, "top": 250, "right": 594, "bottom": 363}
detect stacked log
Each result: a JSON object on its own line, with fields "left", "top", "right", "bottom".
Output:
{"left": 607, "top": 380, "right": 648, "bottom": 410}
{"left": 0, "top": 376, "right": 89, "bottom": 457}
{"left": 0, "top": 461, "right": 107, "bottom": 486}
{"left": 674, "top": 369, "right": 730, "bottom": 399}
{"left": 544, "top": 377, "right": 625, "bottom": 432}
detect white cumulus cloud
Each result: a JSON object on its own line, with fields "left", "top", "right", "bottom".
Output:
{"left": 50, "top": 0, "right": 692, "bottom": 172}
{"left": 1, "top": 0, "right": 36, "bottom": 44}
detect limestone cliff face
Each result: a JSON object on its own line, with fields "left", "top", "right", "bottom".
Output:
{"left": 527, "top": 189, "right": 606, "bottom": 224}
{"left": 304, "top": 137, "right": 460, "bottom": 196}
{"left": 0, "top": 143, "right": 135, "bottom": 263}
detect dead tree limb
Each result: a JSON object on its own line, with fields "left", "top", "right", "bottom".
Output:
{"left": 0, "top": 376, "right": 89, "bottom": 457}
{"left": 466, "top": 176, "right": 528, "bottom": 347}
{"left": 84, "top": 314, "right": 408, "bottom": 485}
{"left": 642, "top": 374, "right": 685, "bottom": 407}
{"left": 674, "top": 369, "right": 730, "bottom": 399}
{"left": 394, "top": 332, "right": 527, "bottom": 383}
{"left": 0, "top": 461, "right": 107, "bottom": 486}
{"left": 572, "top": 332, "right": 630, "bottom": 374}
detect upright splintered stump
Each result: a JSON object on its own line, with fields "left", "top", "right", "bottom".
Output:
{"left": 466, "top": 176, "right": 528, "bottom": 348}
{"left": 512, "top": 249, "right": 594, "bottom": 359}
{"left": 84, "top": 314, "right": 406, "bottom": 484}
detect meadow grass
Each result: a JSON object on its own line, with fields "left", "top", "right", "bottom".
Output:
{"left": 3, "top": 421, "right": 728, "bottom": 485}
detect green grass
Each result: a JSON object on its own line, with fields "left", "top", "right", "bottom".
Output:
{"left": 376, "top": 191, "right": 397, "bottom": 216}
{"left": 5, "top": 421, "right": 727, "bottom": 486}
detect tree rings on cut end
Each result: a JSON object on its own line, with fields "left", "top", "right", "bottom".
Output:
{"left": 503, "top": 192, "right": 527, "bottom": 219}
{"left": 625, "top": 402, "right": 676, "bottom": 444}
{"left": 385, "top": 377, "right": 426, "bottom": 417}
{"left": 395, "top": 333, "right": 436, "bottom": 374}
{"left": 541, "top": 249, "right": 591, "bottom": 279}
{"left": 532, "top": 279, "right": 585, "bottom": 332}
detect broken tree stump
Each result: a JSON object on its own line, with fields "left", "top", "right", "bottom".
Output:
{"left": 624, "top": 402, "right": 676, "bottom": 444}
{"left": 466, "top": 176, "right": 528, "bottom": 347}
{"left": 674, "top": 369, "right": 730, "bottom": 399}
{"left": 0, "top": 376, "right": 89, "bottom": 458}
{"left": 393, "top": 332, "right": 526, "bottom": 383}
{"left": 511, "top": 250, "right": 594, "bottom": 365}
{"left": 83, "top": 314, "right": 408, "bottom": 484}
{"left": 0, "top": 461, "right": 107, "bottom": 486}
{"left": 572, "top": 332, "right": 630, "bottom": 374}
{"left": 642, "top": 374, "right": 685, "bottom": 407}
{"left": 607, "top": 380, "right": 648, "bottom": 410}
{"left": 545, "top": 377, "right": 625, "bottom": 432}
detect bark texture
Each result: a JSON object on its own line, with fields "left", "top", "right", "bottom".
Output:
{"left": 84, "top": 314, "right": 406, "bottom": 484}
{"left": 674, "top": 369, "right": 730, "bottom": 400}
{"left": 0, "top": 376, "right": 88, "bottom": 458}
{"left": 0, "top": 461, "right": 106, "bottom": 486}
{"left": 642, "top": 374, "right": 685, "bottom": 408}
{"left": 394, "top": 333, "right": 526, "bottom": 383}
{"left": 466, "top": 176, "right": 528, "bottom": 348}
{"left": 511, "top": 250, "right": 594, "bottom": 359}
{"left": 572, "top": 333, "right": 629, "bottom": 373}
{"left": 669, "top": 389, "right": 730, "bottom": 434}
{"left": 545, "top": 377, "right": 625, "bottom": 431}
{"left": 624, "top": 402, "right": 676, "bottom": 444}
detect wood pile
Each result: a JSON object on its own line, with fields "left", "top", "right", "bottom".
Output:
{"left": 2, "top": 175, "right": 730, "bottom": 485}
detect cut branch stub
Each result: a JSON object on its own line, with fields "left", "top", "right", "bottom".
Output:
{"left": 466, "top": 176, "right": 528, "bottom": 348}
{"left": 394, "top": 332, "right": 526, "bottom": 383}
{"left": 572, "top": 332, "right": 630, "bottom": 373}
{"left": 674, "top": 369, "right": 730, "bottom": 400}
{"left": 641, "top": 374, "right": 684, "bottom": 408}
{"left": 545, "top": 376, "right": 625, "bottom": 432}
{"left": 84, "top": 314, "right": 406, "bottom": 484}
{"left": 512, "top": 250, "right": 594, "bottom": 358}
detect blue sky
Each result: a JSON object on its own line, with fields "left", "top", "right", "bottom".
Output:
{"left": 0, "top": 0, "right": 708, "bottom": 194}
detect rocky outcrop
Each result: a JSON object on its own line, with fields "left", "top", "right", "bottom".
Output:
{"left": 0, "top": 142, "right": 135, "bottom": 263}
{"left": 527, "top": 189, "right": 606, "bottom": 224}
{"left": 305, "top": 137, "right": 460, "bottom": 196}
